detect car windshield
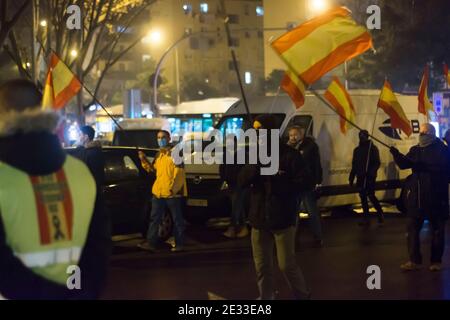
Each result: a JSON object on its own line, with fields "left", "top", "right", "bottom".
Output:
{"left": 215, "top": 114, "right": 285, "bottom": 136}
{"left": 113, "top": 130, "right": 159, "bottom": 149}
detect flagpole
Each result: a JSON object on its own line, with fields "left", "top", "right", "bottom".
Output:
{"left": 309, "top": 88, "right": 390, "bottom": 148}
{"left": 223, "top": 17, "right": 253, "bottom": 125}
{"left": 363, "top": 106, "right": 379, "bottom": 190}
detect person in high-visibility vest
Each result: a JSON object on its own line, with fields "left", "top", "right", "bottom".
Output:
{"left": 0, "top": 79, "right": 111, "bottom": 299}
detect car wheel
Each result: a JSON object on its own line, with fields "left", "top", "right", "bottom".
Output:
{"left": 158, "top": 209, "right": 173, "bottom": 241}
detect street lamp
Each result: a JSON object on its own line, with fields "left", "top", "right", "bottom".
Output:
{"left": 70, "top": 49, "right": 78, "bottom": 58}
{"left": 309, "top": 0, "right": 329, "bottom": 14}
{"left": 40, "top": 20, "right": 47, "bottom": 27}
{"left": 142, "top": 29, "right": 163, "bottom": 45}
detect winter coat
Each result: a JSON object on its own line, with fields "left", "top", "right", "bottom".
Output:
{"left": 294, "top": 137, "right": 323, "bottom": 187}
{"left": 0, "top": 110, "right": 110, "bottom": 299}
{"left": 238, "top": 142, "right": 313, "bottom": 230}
{"left": 349, "top": 141, "right": 380, "bottom": 189}
{"left": 73, "top": 140, "right": 105, "bottom": 186}
{"left": 392, "top": 139, "right": 450, "bottom": 220}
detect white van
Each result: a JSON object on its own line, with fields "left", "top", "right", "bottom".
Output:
{"left": 185, "top": 90, "right": 427, "bottom": 218}
{"left": 112, "top": 118, "right": 171, "bottom": 149}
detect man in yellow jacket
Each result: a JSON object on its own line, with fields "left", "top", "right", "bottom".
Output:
{"left": 138, "top": 130, "right": 187, "bottom": 252}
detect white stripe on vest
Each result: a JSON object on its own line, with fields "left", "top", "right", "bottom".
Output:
{"left": 15, "top": 247, "right": 82, "bottom": 268}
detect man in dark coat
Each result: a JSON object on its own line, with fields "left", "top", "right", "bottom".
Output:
{"left": 287, "top": 125, "right": 323, "bottom": 246}
{"left": 349, "top": 130, "right": 384, "bottom": 226}
{"left": 238, "top": 114, "right": 313, "bottom": 300}
{"left": 73, "top": 126, "right": 105, "bottom": 186}
{"left": 391, "top": 123, "right": 450, "bottom": 272}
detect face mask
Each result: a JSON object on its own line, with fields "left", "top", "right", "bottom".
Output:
{"left": 157, "top": 138, "right": 168, "bottom": 148}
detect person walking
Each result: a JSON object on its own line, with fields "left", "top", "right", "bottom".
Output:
{"left": 390, "top": 123, "right": 450, "bottom": 272}
{"left": 0, "top": 79, "right": 110, "bottom": 299}
{"left": 287, "top": 125, "right": 323, "bottom": 246}
{"left": 239, "top": 114, "right": 312, "bottom": 300}
{"left": 349, "top": 130, "right": 385, "bottom": 226}
{"left": 137, "top": 130, "right": 187, "bottom": 252}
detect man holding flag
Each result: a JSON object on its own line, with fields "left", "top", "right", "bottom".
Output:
{"left": 390, "top": 124, "right": 450, "bottom": 272}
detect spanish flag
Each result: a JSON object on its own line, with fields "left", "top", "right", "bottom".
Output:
{"left": 42, "top": 53, "right": 82, "bottom": 110}
{"left": 418, "top": 65, "right": 434, "bottom": 116}
{"left": 377, "top": 80, "right": 412, "bottom": 137}
{"left": 271, "top": 7, "right": 372, "bottom": 85}
{"left": 324, "top": 77, "right": 355, "bottom": 134}
{"left": 444, "top": 63, "right": 450, "bottom": 87}
{"left": 281, "top": 70, "right": 306, "bottom": 109}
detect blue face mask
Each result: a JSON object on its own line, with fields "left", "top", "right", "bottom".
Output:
{"left": 157, "top": 138, "right": 168, "bottom": 148}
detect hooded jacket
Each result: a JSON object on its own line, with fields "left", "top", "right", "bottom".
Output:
{"left": 392, "top": 138, "right": 450, "bottom": 219}
{"left": 349, "top": 140, "right": 380, "bottom": 188}
{"left": 0, "top": 108, "right": 111, "bottom": 299}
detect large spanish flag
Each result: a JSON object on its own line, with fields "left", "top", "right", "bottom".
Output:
{"left": 444, "top": 63, "right": 450, "bottom": 87}
{"left": 418, "top": 65, "right": 434, "bottom": 116}
{"left": 324, "top": 77, "right": 355, "bottom": 134}
{"left": 271, "top": 7, "right": 372, "bottom": 85}
{"left": 42, "top": 53, "right": 82, "bottom": 110}
{"left": 281, "top": 70, "right": 306, "bottom": 109}
{"left": 378, "top": 80, "right": 412, "bottom": 137}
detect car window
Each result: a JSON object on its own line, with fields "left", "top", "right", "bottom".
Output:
{"left": 105, "top": 153, "right": 140, "bottom": 183}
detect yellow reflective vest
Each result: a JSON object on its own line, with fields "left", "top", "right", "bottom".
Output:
{"left": 0, "top": 155, "right": 96, "bottom": 285}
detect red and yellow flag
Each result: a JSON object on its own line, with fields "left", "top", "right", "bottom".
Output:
{"left": 324, "top": 77, "right": 355, "bottom": 134}
{"left": 378, "top": 80, "right": 412, "bottom": 137}
{"left": 281, "top": 70, "right": 306, "bottom": 109}
{"left": 444, "top": 63, "right": 450, "bottom": 87}
{"left": 42, "top": 53, "right": 82, "bottom": 110}
{"left": 418, "top": 65, "right": 434, "bottom": 116}
{"left": 271, "top": 7, "right": 372, "bottom": 85}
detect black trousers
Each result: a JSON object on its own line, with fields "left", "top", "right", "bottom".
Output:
{"left": 359, "top": 189, "right": 384, "bottom": 222}
{"left": 407, "top": 216, "right": 446, "bottom": 264}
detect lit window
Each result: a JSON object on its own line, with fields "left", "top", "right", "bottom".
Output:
{"left": 182, "top": 4, "right": 192, "bottom": 14}
{"left": 244, "top": 72, "right": 252, "bottom": 84}
{"left": 200, "top": 3, "right": 208, "bottom": 13}
{"left": 256, "top": 6, "right": 264, "bottom": 16}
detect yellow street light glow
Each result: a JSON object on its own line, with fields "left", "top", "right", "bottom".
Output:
{"left": 310, "top": 0, "right": 329, "bottom": 13}
{"left": 40, "top": 20, "right": 47, "bottom": 27}
{"left": 26, "top": 62, "right": 31, "bottom": 68}
{"left": 142, "top": 30, "right": 163, "bottom": 45}
{"left": 70, "top": 49, "right": 78, "bottom": 58}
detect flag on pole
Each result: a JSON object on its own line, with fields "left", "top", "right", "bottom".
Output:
{"left": 271, "top": 6, "right": 372, "bottom": 86}
{"left": 42, "top": 53, "right": 82, "bottom": 110}
{"left": 324, "top": 77, "right": 356, "bottom": 134}
{"left": 444, "top": 63, "right": 450, "bottom": 87}
{"left": 418, "top": 65, "right": 434, "bottom": 116}
{"left": 281, "top": 70, "right": 306, "bottom": 109}
{"left": 377, "top": 80, "right": 412, "bottom": 137}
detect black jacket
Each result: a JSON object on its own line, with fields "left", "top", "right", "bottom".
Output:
{"left": 0, "top": 132, "right": 111, "bottom": 299}
{"left": 219, "top": 146, "right": 245, "bottom": 189}
{"left": 392, "top": 139, "right": 450, "bottom": 219}
{"left": 349, "top": 141, "right": 380, "bottom": 188}
{"left": 294, "top": 137, "right": 323, "bottom": 186}
{"left": 73, "top": 141, "right": 105, "bottom": 186}
{"left": 238, "top": 142, "right": 313, "bottom": 230}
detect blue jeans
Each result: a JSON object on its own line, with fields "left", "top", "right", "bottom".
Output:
{"left": 231, "top": 187, "right": 250, "bottom": 226}
{"left": 297, "top": 190, "right": 322, "bottom": 240}
{"left": 146, "top": 197, "right": 185, "bottom": 247}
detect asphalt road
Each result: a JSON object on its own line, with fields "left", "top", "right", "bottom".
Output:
{"left": 102, "top": 207, "right": 450, "bottom": 300}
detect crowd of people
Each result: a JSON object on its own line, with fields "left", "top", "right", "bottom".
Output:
{"left": 0, "top": 79, "right": 449, "bottom": 300}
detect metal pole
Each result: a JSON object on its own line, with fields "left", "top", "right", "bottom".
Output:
{"left": 224, "top": 17, "right": 253, "bottom": 125}
{"left": 31, "top": 0, "right": 37, "bottom": 83}
{"left": 175, "top": 47, "right": 180, "bottom": 105}
{"left": 363, "top": 107, "right": 379, "bottom": 190}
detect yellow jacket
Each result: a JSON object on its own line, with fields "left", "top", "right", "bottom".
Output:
{"left": 141, "top": 148, "right": 188, "bottom": 198}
